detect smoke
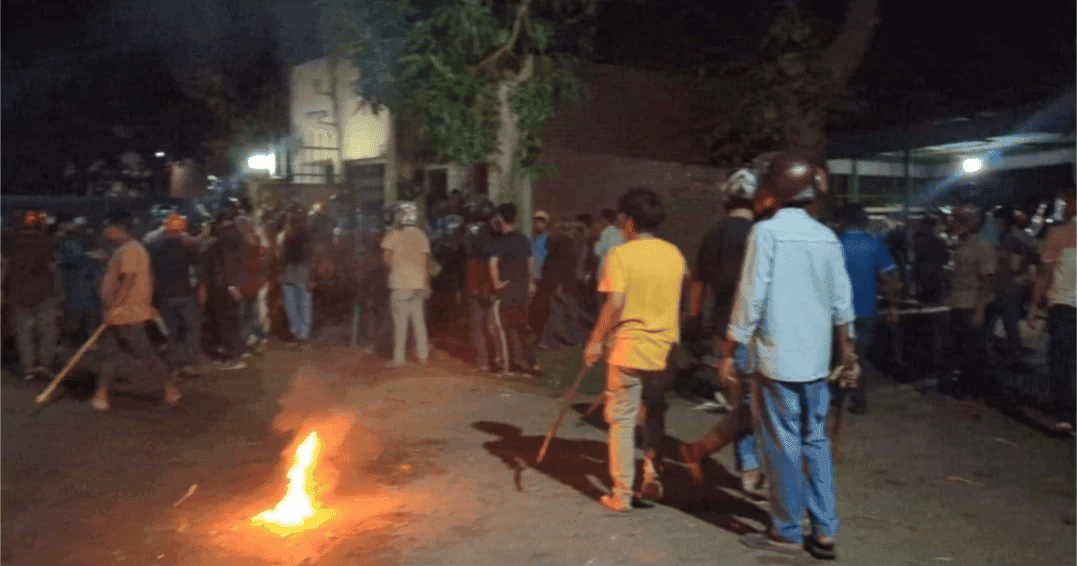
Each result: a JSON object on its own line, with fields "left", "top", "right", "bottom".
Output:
{"left": 269, "top": 365, "right": 382, "bottom": 495}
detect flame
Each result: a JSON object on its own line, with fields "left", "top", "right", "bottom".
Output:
{"left": 252, "top": 431, "right": 335, "bottom": 533}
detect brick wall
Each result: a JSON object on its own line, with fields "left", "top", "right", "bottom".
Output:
{"left": 532, "top": 144, "right": 730, "bottom": 266}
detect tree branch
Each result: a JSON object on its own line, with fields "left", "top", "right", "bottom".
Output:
{"left": 819, "top": 0, "right": 880, "bottom": 86}
{"left": 471, "top": 0, "right": 533, "bottom": 73}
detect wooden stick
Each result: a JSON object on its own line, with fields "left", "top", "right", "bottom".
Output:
{"left": 537, "top": 364, "right": 592, "bottom": 464}
{"left": 36, "top": 322, "right": 109, "bottom": 405}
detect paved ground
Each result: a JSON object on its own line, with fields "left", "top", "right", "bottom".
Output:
{"left": 2, "top": 333, "right": 1074, "bottom": 566}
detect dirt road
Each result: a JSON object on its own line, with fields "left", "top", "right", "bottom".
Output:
{"left": 2, "top": 342, "right": 1074, "bottom": 565}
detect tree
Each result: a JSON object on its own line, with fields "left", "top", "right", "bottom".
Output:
{"left": 696, "top": 0, "right": 880, "bottom": 164}
{"left": 317, "top": 0, "right": 600, "bottom": 208}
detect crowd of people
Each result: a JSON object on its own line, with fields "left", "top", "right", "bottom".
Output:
{"left": 1, "top": 152, "right": 1074, "bottom": 559}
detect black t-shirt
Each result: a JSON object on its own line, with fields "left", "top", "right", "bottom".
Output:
{"left": 148, "top": 236, "right": 199, "bottom": 299}
{"left": 694, "top": 217, "right": 752, "bottom": 332}
{"left": 541, "top": 231, "right": 577, "bottom": 283}
{"left": 487, "top": 231, "right": 532, "bottom": 305}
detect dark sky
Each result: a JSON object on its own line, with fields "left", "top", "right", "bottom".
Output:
{"left": 3, "top": 0, "right": 1074, "bottom": 128}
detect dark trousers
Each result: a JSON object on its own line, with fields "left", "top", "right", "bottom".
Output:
{"left": 161, "top": 296, "right": 202, "bottom": 368}
{"left": 491, "top": 300, "right": 536, "bottom": 370}
{"left": 539, "top": 283, "right": 587, "bottom": 348}
{"left": 850, "top": 317, "right": 876, "bottom": 408}
{"left": 943, "top": 308, "right": 1000, "bottom": 400}
{"left": 98, "top": 323, "right": 172, "bottom": 392}
{"left": 206, "top": 290, "right": 243, "bottom": 360}
{"left": 1048, "top": 305, "right": 1076, "bottom": 423}
{"left": 987, "top": 289, "right": 1024, "bottom": 351}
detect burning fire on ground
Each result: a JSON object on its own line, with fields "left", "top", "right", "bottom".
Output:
{"left": 252, "top": 430, "right": 336, "bottom": 536}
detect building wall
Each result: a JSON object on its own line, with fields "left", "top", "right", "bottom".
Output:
{"left": 289, "top": 58, "right": 390, "bottom": 184}
{"left": 532, "top": 143, "right": 729, "bottom": 264}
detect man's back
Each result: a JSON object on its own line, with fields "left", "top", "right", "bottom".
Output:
{"left": 488, "top": 231, "right": 532, "bottom": 305}
{"left": 5, "top": 230, "right": 57, "bottom": 307}
{"left": 382, "top": 225, "right": 430, "bottom": 290}
{"left": 602, "top": 237, "right": 687, "bottom": 371}
{"left": 729, "top": 208, "right": 855, "bottom": 382}
{"left": 838, "top": 230, "right": 896, "bottom": 320}
{"left": 695, "top": 215, "right": 752, "bottom": 324}
{"left": 149, "top": 236, "right": 199, "bottom": 299}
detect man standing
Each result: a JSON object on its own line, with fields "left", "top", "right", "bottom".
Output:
{"left": 92, "top": 211, "right": 182, "bottom": 411}
{"left": 382, "top": 201, "right": 432, "bottom": 368}
{"left": 463, "top": 201, "right": 497, "bottom": 371}
{"left": 722, "top": 153, "right": 858, "bottom": 559}
{"left": 680, "top": 168, "right": 762, "bottom": 493}
{"left": 148, "top": 213, "right": 203, "bottom": 375}
{"left": 488, "top": 203, "right": 540, "bottom": 376}
{"left": 835, "top": 203, "right": 901, "bottom": 414}
{"left": 201, "top": 207, "right": 247, "bottom": 370}
{"left": 528, "top": 210, "right": 552, "bottom": 337}
{"left": 584, "top": 187, "right": 687, "bottom": 512}
{"left": 940, "top": 204, "right": 999, "bottom": 403}
{"left": 5, "top": 211, "right": 61, "bottom": 380}
{"left": 537, "top": 220, "right": 588, "bottom": 350}
{"left": 593, "top": 208, "right": 625, "bottom": 280}
{"left": 1028, "top": 187, "right": 1076, "bottom": 436}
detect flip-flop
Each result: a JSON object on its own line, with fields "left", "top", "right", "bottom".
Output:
{"left": 739, "top": 533, "right": 804, "bottom": 556}
{"left": 804, "top": 537, "right": 837, "bottom": 560}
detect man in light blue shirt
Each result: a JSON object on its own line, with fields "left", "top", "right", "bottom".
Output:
{"left": 720, "top": 153, "right": 859, "bottom": 560}
{"left": 593, "top": 208, "right": 624, "bottom": 279}
{"left": 531, "top": 210, "right": 550, "bottom": 279}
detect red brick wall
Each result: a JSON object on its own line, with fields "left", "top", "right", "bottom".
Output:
{"left": 532, "top": 144, "right": 730, "bottom": 266}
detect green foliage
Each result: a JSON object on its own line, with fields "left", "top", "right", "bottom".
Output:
{"left": 318, "top": 0, "right": 594, "bottom": 174}
{"left": 705, "top": 4, "right": 860, "bottom": 165}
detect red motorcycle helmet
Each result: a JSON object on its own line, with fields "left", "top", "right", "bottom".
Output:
{"left": 752, "top": 152, "right": 830, "bottom": 218}
{"left": 21, "top": 210, "right": 46, "bottom": 231}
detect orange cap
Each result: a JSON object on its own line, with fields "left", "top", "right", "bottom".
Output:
{"left": 165, "top": 213, "right": 187, "bottom": 233}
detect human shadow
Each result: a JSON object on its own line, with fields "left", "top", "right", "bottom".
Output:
{"left": 473, "top": 412, "right": 772, "bottom": 536}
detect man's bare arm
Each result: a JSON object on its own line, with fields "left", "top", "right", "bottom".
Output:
{"left": 489, "top": 256, "right": 504, "bottom": 288}
{"left": 687, "top": 279, "right": 705, "bottom": 319}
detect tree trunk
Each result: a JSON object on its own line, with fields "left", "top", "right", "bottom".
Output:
{"left": 783, "top": 0, "right": 880, "bottom": 160}
{"left": 491, "top": 55, "right": 535, "bottom": 230}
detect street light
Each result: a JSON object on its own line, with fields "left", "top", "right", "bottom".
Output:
{"left": 961, "top": 157, "right": 983, "bottom": 174}
{"left": 155, "top": 151, "right": 166, "bottom": 158}
{"left": 247, "top": 154, "right": 275, "bottom": 174}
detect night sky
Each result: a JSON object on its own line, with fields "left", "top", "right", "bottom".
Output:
{"left": 2, "top": 0, "right": 1074, "bottom": 166}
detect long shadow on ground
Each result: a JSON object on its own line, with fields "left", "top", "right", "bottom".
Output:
{"left": 473, "top": 406, "right": 772, "bottom": 536}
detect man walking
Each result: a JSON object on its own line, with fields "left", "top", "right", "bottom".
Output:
{"left": 679, "top": 167, "right": 762, "bottom": 493}
{"left": 92, "top": 211, "right": 182, "bottom": 411}
{"left": 835, "top": 202, "right": 901, "bottom": 414}
{"left": 201, "top": 207, "right": 247, "bottom": 370}
{"left": 722, "top": 153, "right": 858, "bottom": 559}
{"left": 148, "top": 213, "right": 203, "bottom": 375}
{"left": 584, "top": 187, "right": 688, "bottom": 512}
{"left": 1028, "top": 186, "right": 1076, "bottom": 436}
{"left": 5, "top": 211, "right": 61, "bottom": 380}
{"left": 382, "top": 201, "right": 431, "bottom": 367}
{"left": 488, "top": 203, "right": 540, "bottom": 376}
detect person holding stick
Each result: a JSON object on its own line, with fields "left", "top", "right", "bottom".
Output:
{"left": 723, "top": 153, "right": 858, "bottom": 559}
{"left": 584, "top": 187, "right": 688, "bottom": 512}
{"left": 90, "top": 210, "right": 182, "bottom": 412}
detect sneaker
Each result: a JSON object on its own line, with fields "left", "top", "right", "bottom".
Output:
{"left": 599, "top": 494, "right": 632, "bottom": 512}
{"left": 214, "top": 359, "right": 247, "bottom": 371}
{"left": 23, "top": 371, "right": 37, "bottom": 382}
{"left": 1053, "top": 421, "right": 1076, "bottom": 437}
{"left": 639, "top": 478, "right": 663, "bottom": 501}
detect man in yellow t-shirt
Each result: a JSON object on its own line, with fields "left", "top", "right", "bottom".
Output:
{"left": 584, "top": 187, "right": 688, "bottom": 512}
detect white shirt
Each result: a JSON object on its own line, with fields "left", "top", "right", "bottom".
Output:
{"left": 727, "top": 208, "right": 856, "bottom": 383}
{"left": 594, "top": 224, "right": 625, "bottom": 279}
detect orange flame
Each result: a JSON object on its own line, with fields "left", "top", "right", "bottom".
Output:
{"left": 252, "top": 431, "right": 335, "bottom": 534}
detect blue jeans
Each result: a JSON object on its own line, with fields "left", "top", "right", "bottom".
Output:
{"left": 733, "top": 344, "right": 758, "bottom": 471}
{"left": 753, "top": 377, "right": 839, "bottom": 543}
{"left": 283, "top": 284, "right": 312, "bottom": 340}
{"left": 161, "top": 296, "right": 202, "bottom": 368}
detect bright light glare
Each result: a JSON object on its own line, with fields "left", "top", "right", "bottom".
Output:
{"left": 961, "top": 157, "right": 983, "bottom": 174}
{"left": 155, "top": 151, "right": 165, "bottom": 158}
{"left": 247, "top": 154, "right": 275, "bottom": 172}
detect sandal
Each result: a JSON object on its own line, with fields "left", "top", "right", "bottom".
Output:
{"left": 739, "top": 533, "right": 803, "bottom": 556}
{"left": 804, "top": 537, "right": 837, "bottom": 560}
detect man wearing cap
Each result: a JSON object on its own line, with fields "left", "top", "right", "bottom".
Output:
{"left": 3, "top": 211, "right": 61, "bottom": 381}
{"left": 148, "top": 213, "right": 203, "bottom": 375}
{"left": 382, "top": 201, "right": 432, "bottom": 367}
{"left": 92, "top": 210, "right": 182, "bottom": 411}
{"left": 722, "top": 153, "right": 858, "bottom": 559}
{"left": 680, "top": 167, "right": 763, "bottom": 494}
